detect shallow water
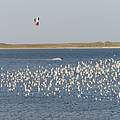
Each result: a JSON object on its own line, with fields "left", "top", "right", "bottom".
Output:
{"left": 0, "top": 49, "right": 120, "bottom": 120}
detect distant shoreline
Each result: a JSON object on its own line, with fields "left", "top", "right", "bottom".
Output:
{"left": 0, "top": 47, "right": 119, "bottom": 49}
{"left": 0, "top": 42, "right": 120, "bottom": 49}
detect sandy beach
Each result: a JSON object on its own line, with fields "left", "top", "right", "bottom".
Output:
{"left": 0, "top": 42, "right": 120, "bottom": 49}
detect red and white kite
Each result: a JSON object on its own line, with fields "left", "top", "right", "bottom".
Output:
{"left": 33, "top": 16, "right": 40, "bottom": 26}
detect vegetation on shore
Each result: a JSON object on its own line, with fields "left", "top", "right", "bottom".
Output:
{"left": 0, "top": 41, "right": 120, "bottom": 48}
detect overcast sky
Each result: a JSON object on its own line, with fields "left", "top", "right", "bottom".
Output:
{"left": 0, "top": 0, "right": 119, "bottom": 43}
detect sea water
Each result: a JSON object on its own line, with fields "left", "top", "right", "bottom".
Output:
{"left": 0, "top": 49, "right": 120, "bottom": 120}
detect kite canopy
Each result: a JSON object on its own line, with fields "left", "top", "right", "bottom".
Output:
{"left": 33, "top": 16, "right": 40, "bottom": 26}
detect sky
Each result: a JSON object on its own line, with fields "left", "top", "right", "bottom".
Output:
{"left": 0, "top": 0, "right": 119, "bottom": 43}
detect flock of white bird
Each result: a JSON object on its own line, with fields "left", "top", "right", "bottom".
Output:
{"left": 1, "top": 58, "right": 120, "bottom": 102}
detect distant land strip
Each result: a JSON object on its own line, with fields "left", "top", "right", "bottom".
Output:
{"left": 0, "top": 42, "right": 120, "bottom": 48}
